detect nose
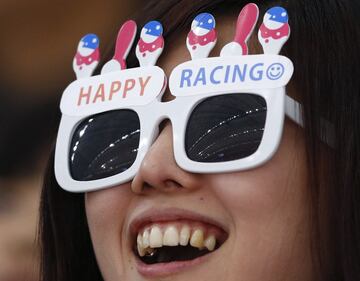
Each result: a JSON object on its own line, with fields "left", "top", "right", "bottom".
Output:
{"left": 131, "top": 122, "right": 202, "bottom": 194}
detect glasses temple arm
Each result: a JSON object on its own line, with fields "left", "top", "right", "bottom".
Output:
{"left": 285, "top": 94, "right": 304, "bottom": 127}
{"left": 285, "top": 94, "right": 335, "bottom": 148}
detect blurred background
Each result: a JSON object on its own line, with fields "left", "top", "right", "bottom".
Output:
{"left": 0, "top": 1, "right": 141, "bottom": 280}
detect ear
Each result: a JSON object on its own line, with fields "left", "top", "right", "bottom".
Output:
{"left": 101, "top": 20, "right": 137, "bottom": 74}
{"left": 233, "top": 3, "right": 259, "bottom": 55}
{"left": 113, "top": 20, "right": 137, "bottom": 68}
{"left": 220, "top": 3, "right": 259, "bottom": 57}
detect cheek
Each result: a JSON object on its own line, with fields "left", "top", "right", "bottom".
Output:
{"left": 210, "top": 157, "right": 307, "bottom": 219}
{"left": 85, "top": 185, "right": 133, "bottom": 278}
{"left": 85, "top": 186, "right": 131, "bottom": 231}
{"left": 209, "top": 121, "right": 309, "bottom": 222}
{"left": 204, "top": 123, "right": 311, "bottom": 278}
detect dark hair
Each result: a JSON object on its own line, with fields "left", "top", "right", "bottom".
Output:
{"left": 39, "top": 1, "right": 360, "bottom": 280}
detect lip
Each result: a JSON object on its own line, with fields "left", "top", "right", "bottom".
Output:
{"left": 128, "top": 207, "right": 229, "bottom": 277}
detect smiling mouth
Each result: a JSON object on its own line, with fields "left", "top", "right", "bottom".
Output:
{"left": 130, "top": 217, "right": 228, "bottom": 273}
{"left": 133, "top": 221, "right": 227, "bottom": 265}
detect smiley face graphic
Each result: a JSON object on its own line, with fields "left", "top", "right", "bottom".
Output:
{"left": 266, "top": 63, "right": 285, "bottom": 80}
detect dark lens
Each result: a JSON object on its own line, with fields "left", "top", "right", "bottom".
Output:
{"left": 185, "top": 94, "right": 267, "bottom": 163}
{"left": 69, "top": 110, "right": 140, "bottom": 181}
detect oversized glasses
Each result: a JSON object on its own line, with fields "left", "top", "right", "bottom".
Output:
{"left": 55, "top": 4, "right": 301, "bottom": 192}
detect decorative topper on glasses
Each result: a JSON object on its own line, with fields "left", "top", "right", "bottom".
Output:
{"left": 169, "top": 3, "right": 293, "bottom": 96}
{"left": 61, "top": 20, "right": 166, "bottom": 117}
{"left": 55, "top": 3, "right": 298, "bottom": 193}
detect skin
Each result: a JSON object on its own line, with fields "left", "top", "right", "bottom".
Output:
{"left": 85, "top": 13, "right": 314, "bottom": 281}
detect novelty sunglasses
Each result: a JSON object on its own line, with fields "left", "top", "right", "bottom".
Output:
{"left": 55, "top": 4, "right": 302, "bottom": 193}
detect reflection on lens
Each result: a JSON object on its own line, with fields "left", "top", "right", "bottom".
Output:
{"left": 69, "top": 110, "right": 140, "bottom": 181}
{"left": 185, "top": 94, "right": 267, "bottom": 163}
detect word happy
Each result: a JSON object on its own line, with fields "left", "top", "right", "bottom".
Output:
{"left": 77, "top": 76, "right": 151, "bottom": 106}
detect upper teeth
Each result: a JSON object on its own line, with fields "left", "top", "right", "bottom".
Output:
{"left": 136, "top": 224, "right": 217, "bottom": 257}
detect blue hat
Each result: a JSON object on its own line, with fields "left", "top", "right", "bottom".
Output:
{"left": 81, "top": 34, "right": 99, "bottom": 50}
{"left": 193, "top": 13, "right": 216, "bottom": 31}
{"left": 266, "top": 7, "right": 289, "bottom": 24}
{"left": 143, "top": 21, "right": 163, "bottom": 37}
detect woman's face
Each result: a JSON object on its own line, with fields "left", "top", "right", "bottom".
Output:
{"left": 85, "top": 14, "right": 313, "bottom": 281}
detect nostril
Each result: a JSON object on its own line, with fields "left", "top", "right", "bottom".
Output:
{"left": 142, "top": 182, "right": 153, "bottom": 191}
{"left": 134, "top": 181, "right": 182, "bottom": 193}
{"left": 164, "top": 180, "right": 183, "bottom": 189}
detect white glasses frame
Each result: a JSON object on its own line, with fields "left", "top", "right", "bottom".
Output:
{"left": 55, "top": 56, "right": 301, "bottom": 193}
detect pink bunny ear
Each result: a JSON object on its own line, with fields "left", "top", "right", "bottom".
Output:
{"left": 113, "top": 20, "right": 137, "bottom": 69}
{"left": 233, "top": 3, "right": 259, "bottom": 55}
